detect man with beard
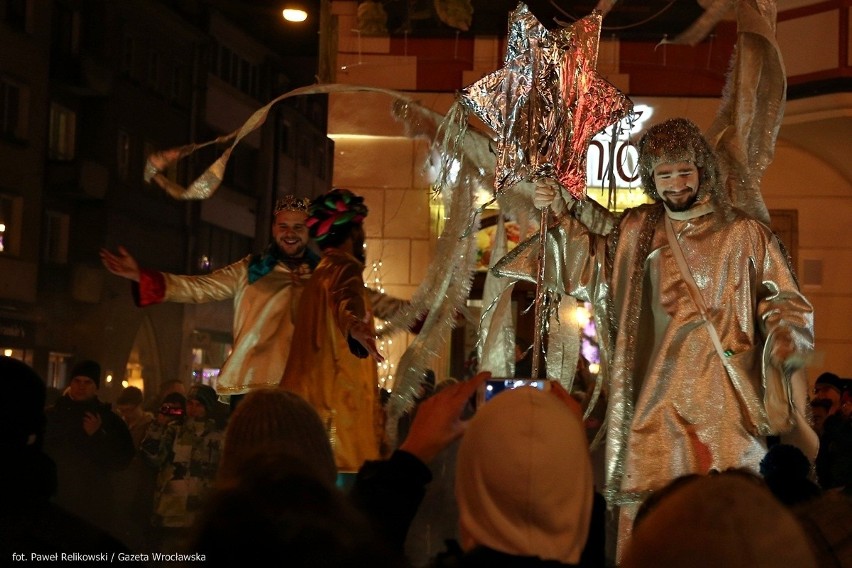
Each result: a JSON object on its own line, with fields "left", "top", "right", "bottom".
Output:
{"left": 496, "top": 118, "right": 815, "bottom": 553}
{"left": 280, "top": 188, "right": 389, "bottom": 475}
{"left": 100, "top": 195, "right": 319, "bottom": 408}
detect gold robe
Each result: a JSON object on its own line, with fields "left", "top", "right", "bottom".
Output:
{"left": 137, "top": 255, "right": 313, "bottom": 396}
{"left": 495, "top": 199, "right": 815, "bottom": 543}
{"left": 280, "top": 249, "right": 381, "bottom": 472}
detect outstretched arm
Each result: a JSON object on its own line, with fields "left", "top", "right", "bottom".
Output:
{"left": 349, "top": 317, "right": 385, "bottom": 363}
{"left": 100, "top": 246, "right": 141, "bottom": 282}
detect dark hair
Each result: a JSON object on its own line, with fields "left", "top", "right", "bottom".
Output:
{"left": 193, "top": 452, "right": 400, "bottom": 567}
{"left": 117, "top": 386, "right": 144, "bottom": 406}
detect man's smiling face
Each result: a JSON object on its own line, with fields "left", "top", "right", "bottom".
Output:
{"left": 653, "top": 161, "right": 700, "bottom": 212}
{"left": 272, "top": 210, "right": 309, "bottom": 258}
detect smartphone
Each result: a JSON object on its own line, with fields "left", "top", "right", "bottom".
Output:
{"left": 477, "top": 378, "right": 551, "bottom": 407}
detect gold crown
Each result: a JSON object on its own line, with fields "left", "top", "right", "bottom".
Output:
{"left": 273, "top": 195, "right": 311, "bottom": 215}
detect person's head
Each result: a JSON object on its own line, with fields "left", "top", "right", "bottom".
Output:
{"left": 115, "top": 386, "right": 145, "bottom": 422}
{"left": 306, "top": 188, "right": 368, "bottom": 261}
{"left": 192, "top": 451, "right": 397, "bottom": 568}
{"left": 841, "top": 387, "right": 852, "bottom": 419}
{"left": 0, "top": 356, "right": 47, "bottom": 450}
{"left": 186, "top": 384, "right": 217, "bottom": 420}
{"left": 219, "top": 390, "right": 336, "bottom": 487}
{"left": 758, "top": 444, "right": 822, "bottom": 507}
{"left": 67, "top": 360, "right": 101, "bottom": 401}
{"left": 159, "top": 392, "right": 187, "bottom": 422}
{"left": 809, "top": 397, "right": 832, "bottom": 434}
{"left": 455, "top": 385, "right": 594, "bottom": 564}
{"left": 623, "top": 470, "right": 818, "bottom": 568}
{"left": 158, "top": 378, "right": 186, "bottom": 398}
{"left": 638, "top": 118, "right": 721, "bottom": 213}
{"left": 271, "top": 195, "right": 311, "bottom": 258}
{"left": 814, "top": 372, "right": 843, "bottom": 415}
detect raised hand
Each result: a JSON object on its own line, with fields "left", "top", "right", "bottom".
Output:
{"left": 99, "top": 246, "right": 141, "bottom": 282}
{"left": 399, "top": 371, "right": 491, "bottom": 464}
{"left": 533, "top": 178, "right": 567, "bottom": 214}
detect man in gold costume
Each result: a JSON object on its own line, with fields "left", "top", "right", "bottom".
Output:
{"left": 497, "top": 118, "right": 815, "bottom": 551}
{"left": 100, "top": 195, "right": 318, "bottom": 407}
{"left": 280, "top": 188, "right": 390, "bottom": 474}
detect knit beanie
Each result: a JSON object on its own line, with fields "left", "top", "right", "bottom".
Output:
{"left": 187, "top": 383, "right": 217, "bottom": 412}
{"left": 220, "top": 390, "right": 336, "bottom": 486}
{"left": 69, "top": 360, "right": 101, "bottom": 388}
{"left": 456, "top": 386, "right": 594, "bottom": 564}
{"left": 815, "top": 372, "right": 843, "bottom": 394}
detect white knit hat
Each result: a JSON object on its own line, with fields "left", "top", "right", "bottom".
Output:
{"left": 455, "top": 386, "right": 594, "bottom": 564}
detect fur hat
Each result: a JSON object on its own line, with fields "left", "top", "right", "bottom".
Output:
{"left": 220, "top": 390, "right": 336, "bottom": 486}
{"left": 69, "top": 360, "right": 101, "bottom": 388}
{"left": 637, "top": 118, "right": 721, "bottom": 204}
{"left": 187, "top": 384, "right": 217, "bottom": 412}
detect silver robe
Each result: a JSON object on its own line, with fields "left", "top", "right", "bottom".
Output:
{"left": 495, "top": 199, "right": 814, "bottom": 516}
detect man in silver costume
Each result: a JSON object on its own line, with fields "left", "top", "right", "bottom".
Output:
{"left": 495, "top": 118, "right": 815, "bottom": 552}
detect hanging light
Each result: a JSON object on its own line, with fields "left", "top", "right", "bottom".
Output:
{"left": 282, "top": 2, "right": 308, "bottom": 22}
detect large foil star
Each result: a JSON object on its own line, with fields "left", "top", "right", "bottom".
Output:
{"left": 460, "top": 2, "right": 632, "bottom": 199}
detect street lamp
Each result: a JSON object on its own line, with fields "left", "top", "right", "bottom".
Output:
{"left": 282, "top": 2, "right": 308, "bottom": 22}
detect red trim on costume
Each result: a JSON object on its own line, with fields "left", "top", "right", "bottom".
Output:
{"left": 133, "top": 269, "right": 166, "bottom": 307}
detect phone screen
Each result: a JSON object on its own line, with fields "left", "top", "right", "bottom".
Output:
{"left": 478, "top": 378, "right": 549, "bottom": 406}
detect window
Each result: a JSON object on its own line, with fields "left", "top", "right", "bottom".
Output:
{"left": 219, "top": 46, "right": 232, "bottom": 83}
{"left": 48, "top": 102, "right": 76, "bottom": 160}
{"left": 170, "top": 64, "right": 186, "bottom": 104}
{"left": 0, "top": 193, "right": 23, "bottom": 255}
{"left": 147, "top": 50, "right": 160, "bottom": 91}
{"left": 315, "top": 145, "right": 327, "bottom": 179}
{"left": 43, "top": 210, "right": 69, "bottom": 264}
{"left": 0, "top": 77, "right": 28, "bottom": 140}
{"left": 211, "top": 42, "right": 260, "bottom": 99}
{"left": 4, "top": 0, "right": 30, "bottom": 33}
{"left": 51, "top": 3, "right": 80, "bottom": 56}
{"left": 121, "top": 35, "right": 136, "bottom": 75}
{"left": 117, "top": 130, "right": 131, "bottom": 180}
{"left": 47, "top": 352, "right": 73, "bottom": 390}
{"left": 298, "top": 135, "right": 311, "bottom": 167}
{"left": 196, "top": 223, "right": 252, "bottom": 272}
{"left": 279, "top": 122, "right": 291, "bottom": 156}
